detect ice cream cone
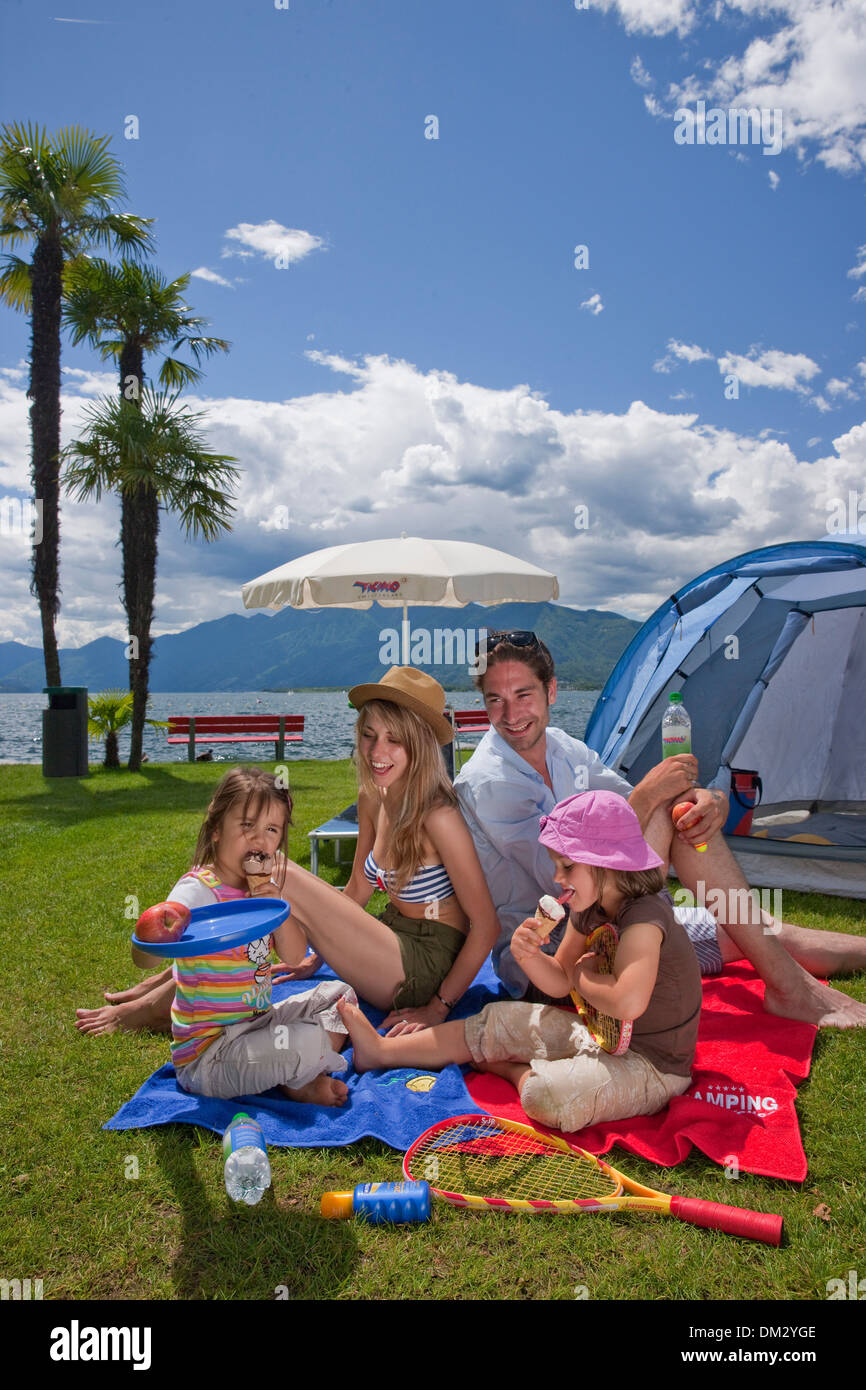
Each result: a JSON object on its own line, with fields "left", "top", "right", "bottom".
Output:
{"left": 242, "top": 853, "right": 275, "bottom": 897}
{"left": 534, "top": 894, "right": 565, "bottom": 941}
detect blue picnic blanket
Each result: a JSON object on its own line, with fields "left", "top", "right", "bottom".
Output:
{"left": 104, "top": 959, "right": 509, "bottom": 1151}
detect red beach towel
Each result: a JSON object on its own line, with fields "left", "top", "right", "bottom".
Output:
{"left": 464, "top": 962, "right": 816, "bottom": 1181}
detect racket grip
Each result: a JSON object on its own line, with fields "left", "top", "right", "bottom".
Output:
{"left": 670, "top": 1196, "right": 783, "bottom": 1246}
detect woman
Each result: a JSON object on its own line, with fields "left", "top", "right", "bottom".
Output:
{"left": 279, "top": 666, "right": 500, "bottom": 1028}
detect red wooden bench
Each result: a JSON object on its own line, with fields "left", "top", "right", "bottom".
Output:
{"left": 167, "top": 715, "right": 304, "bottom": 762}
{"left": 451, "top": 707, "right": 490, "bottom": 771}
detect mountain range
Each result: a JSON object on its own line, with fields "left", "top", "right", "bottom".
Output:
{"left": 0, "top": 601, "right": 640, "bottom": 693}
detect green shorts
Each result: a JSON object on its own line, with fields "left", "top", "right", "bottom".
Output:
{"left": 378, "top": 903, "right": 467, "bottom": 1011}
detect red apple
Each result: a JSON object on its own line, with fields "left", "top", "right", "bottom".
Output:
{"left": 135, "top": 900, "right": 191, "bottom": 943}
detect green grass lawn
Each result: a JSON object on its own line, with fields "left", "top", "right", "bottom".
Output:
{"left": 1, "top": 759, "right": 864, "bottom": 1302}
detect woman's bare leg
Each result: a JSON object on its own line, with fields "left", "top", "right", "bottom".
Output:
{"left": 281, "top": 862, "right": 406, "bottom": 1008}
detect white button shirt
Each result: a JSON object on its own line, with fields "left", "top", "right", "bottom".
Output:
{"left": 454, "top": 725, "right": 632, "bottom": 997}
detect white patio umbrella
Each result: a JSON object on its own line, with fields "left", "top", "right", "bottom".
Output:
{"left": 241, "top": 534, "right": 559, "bottom": 664}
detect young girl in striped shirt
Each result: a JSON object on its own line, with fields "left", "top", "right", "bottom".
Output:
{"left": 163, "top": 767, "right": 355, "bottom": 1105}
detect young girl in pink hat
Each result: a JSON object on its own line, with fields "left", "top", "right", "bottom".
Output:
{"left": 337, "top": 789, "right": 702, "bottom": 1134}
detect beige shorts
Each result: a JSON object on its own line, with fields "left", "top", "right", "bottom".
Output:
{"left": 465, "top": 1001, "right": 691, "bottom": 1134}
{"left": 176, "top": 981, "right": 356, "bottom": 1100}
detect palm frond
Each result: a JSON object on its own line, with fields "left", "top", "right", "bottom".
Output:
{"left": 61, "top": 387, "right": 239, "bottom": 539}
{"left": 0, "top": 255, "right": 32, "bottom": 311}
{"left": 157, "top": 356, "right": 203, "bottom": 389}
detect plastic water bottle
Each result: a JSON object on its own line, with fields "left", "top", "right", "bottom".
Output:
{"left": 661, "top": 693, "right": 692, "bottom": 758}
{"left": 320, "top": 1181, "right": 431, "bottom": 1223}
{"left": 223, "top": 1113, "right": 271, "bottom": 1206}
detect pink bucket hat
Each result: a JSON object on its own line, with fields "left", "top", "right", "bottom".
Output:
{"left": 538, "top": 790, "right": 664, "bottom": 872}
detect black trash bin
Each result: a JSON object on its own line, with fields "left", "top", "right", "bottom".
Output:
{"left": 43, "top": 687, "right": 89, "bottom": 778}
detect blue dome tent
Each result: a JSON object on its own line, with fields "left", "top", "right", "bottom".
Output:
{"left": 583, "top": 540, "right": 866, "bottom": 899}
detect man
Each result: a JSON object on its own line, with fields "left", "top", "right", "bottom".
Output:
{"left": 454, "top": 631, "right": 866, "bottom": 1027}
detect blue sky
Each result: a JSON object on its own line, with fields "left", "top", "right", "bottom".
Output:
{"left": 1, "top": 0, "right": 865, "bottom": 648}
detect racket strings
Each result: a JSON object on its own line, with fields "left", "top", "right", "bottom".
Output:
{"left": 412, "top": 1123, "right": 620, "bottom": 1202}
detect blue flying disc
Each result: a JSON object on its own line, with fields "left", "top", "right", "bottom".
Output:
{"left": 131, "top": 898, "right": 290, "bottom": 957}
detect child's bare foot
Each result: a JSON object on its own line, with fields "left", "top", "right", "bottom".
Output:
{"left": 282, "top": 1074, "right": 349, "bottom": 1106}
{"left": 75, "top": 1006, "right": 125, "bottom": 1036}
{"left": 75, "top": 993, "right": 172, "bottom": 1036}
{"left": 336, "top": 997, "right": 389, "bottom": 1073}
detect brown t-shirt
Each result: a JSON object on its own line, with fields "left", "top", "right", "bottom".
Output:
{"left": 570, "top": 889, "right": 701, "bottom": 1077}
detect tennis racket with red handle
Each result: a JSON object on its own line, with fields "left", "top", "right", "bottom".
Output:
{"left": 570, "top": 922, "right": 633, "bottom": 1055}
{"left": 403, "top": 1113, "right": 782, "bottom": 1245}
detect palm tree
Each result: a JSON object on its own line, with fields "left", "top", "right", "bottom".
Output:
{"left": 0, "top": 122, "right": 152, "bottom": 686}
{"left": 62, "top": 258, "right": 231, "bottom": 767}
{"left": 88, "top": 689, "right": 166, "bottom": 768}
{"left": 63, "top": 389, "right": 239, "bottom": 771}
{"left": 63, "top": 257, "right": 230, "bottom": 399}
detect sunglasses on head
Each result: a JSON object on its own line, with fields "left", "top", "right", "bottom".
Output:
{"left": 473, "top": 630, "right": 541, "bottom": 660}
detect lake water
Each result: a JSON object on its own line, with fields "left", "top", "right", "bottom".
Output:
{"left": 0, "top": 689, "right": 601, "bottom": 765}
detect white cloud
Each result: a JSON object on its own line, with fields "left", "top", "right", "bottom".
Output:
{"left": 809, "top": 394, "right": 833, "bottom": 412}
{"left": 221, "top": 221, "right": 325, "bottom": 266}
{"left": 716, "top": 347, "right": 821, "bottom": 393}
{"left": 603, "top": 0, "right": 866, "bottom": 176}
{"left": 190, "top": 267, "right": 234, "bottom": 288}
{"left": 60, "top": 366, "right": 117, "bottom": 396}
{"left": 807, "top": 436, "right": 822, "bottom": 446}
{"left": 848, "top": 244, "right": 866, "bottom": 280}
{"left": 594, "top": 0, "right": 697, "bottom": 38}
{"left": 768, "top": 169, "right": 780, "bottom": 189}
{"left": 827, "top": 376, "right": 858, "bottom": 398}
{"left": 670, "top": 340, "right": 714, "bottom": 364}
{"left": 3, "top": 352, "right": 865, "bottom": 642}
{"left": 654, "top": 338, "right": 714, "bottom": 372}
{"left": 580, "top": 293, "right": 604, "bottom": 315}
{"left": 631, "top": 56, "right": 655, "bottom": 89}
{"left": 857, "top": 358, "right": 866, "bottom": 380}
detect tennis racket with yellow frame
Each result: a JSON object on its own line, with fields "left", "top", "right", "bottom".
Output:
{"left": 570, "top": 921, "right": 633, "bottom": 1055}
{"left": 403, "top": 1114, "right": 782, "bottom": 1245}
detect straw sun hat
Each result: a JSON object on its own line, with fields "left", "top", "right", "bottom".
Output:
{"left": 348, "top": 666, "right": 454, "bottom": 745}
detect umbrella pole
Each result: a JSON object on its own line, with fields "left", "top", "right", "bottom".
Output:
{"left": 401, "top": 603, "right": 411, "bottom": 666}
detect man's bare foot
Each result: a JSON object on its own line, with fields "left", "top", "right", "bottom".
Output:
{"left": 336, "top": 997, "right": 389, "bottom": 1073}
{"left": 763, "top": 976, "right": 866, "bottom": 1028}
{"left": 75, "top": 995, "right": 172, "bottom": 1036}
{"left": 282, "top": 1074, "right": 349, "bottom": 1106}
{"left": 103, "top": 974, "right": 167, "bottom": 1005}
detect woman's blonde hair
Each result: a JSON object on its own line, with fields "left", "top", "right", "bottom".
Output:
{"left": 354, "top": 699, "right": 457, "bottom": 893}
{"left": 193, "top": 766, "right": 293, "bottom": 887}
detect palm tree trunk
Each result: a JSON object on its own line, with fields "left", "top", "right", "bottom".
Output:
{"left": 118, "top": 344, "right": 152, "bottom": 772}
{"left": 104, "top": 729, "right": 120, "bottom": 768}
{"left": 29, "top": 232, "right": 63, "bottom": 687}
{"left": 125, "top": 482, "right": 157, "bottom": 772}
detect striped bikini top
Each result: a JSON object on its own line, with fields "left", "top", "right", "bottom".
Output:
{"left": 363, "top": 849, "right": 455, "bottom": 903}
